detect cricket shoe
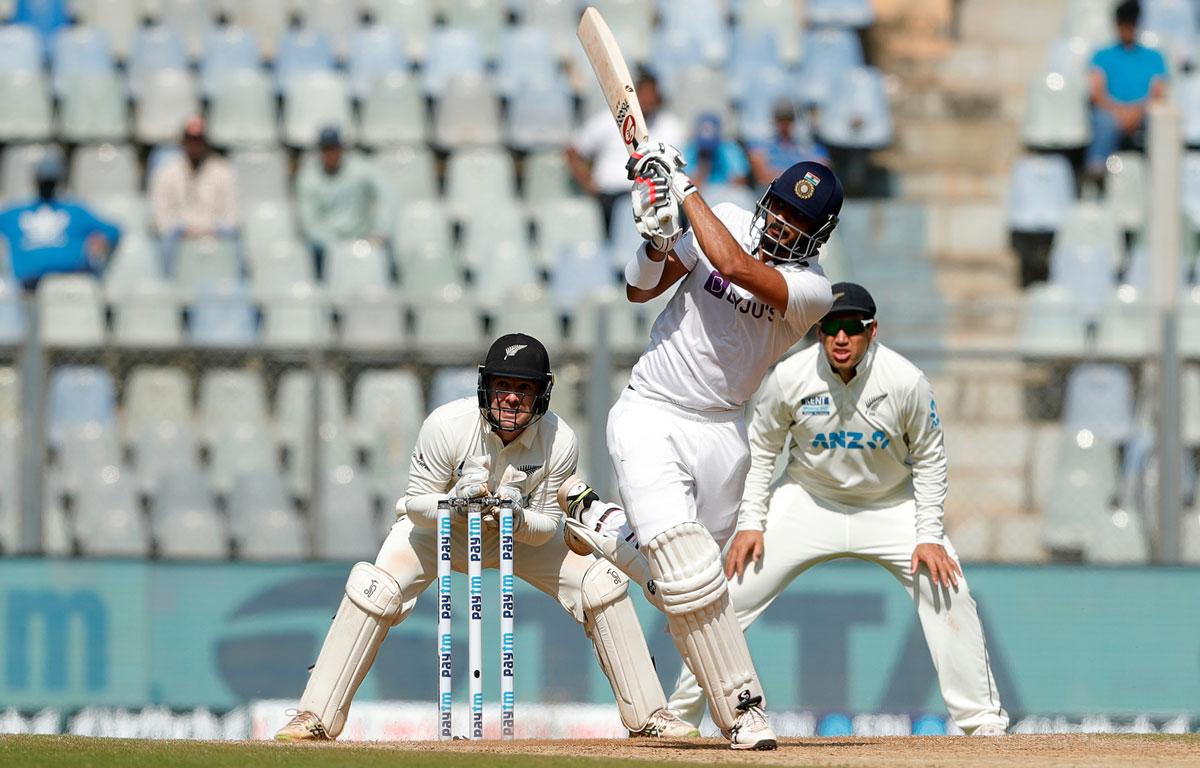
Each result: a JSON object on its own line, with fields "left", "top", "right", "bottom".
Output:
{"left": 274, "top": 710, "right": 330, "bottom": 741}
{"left": 629, "top": 709, "right": 701, "bottom": 739}
{"left": 726, "top": 703, "right": 777, "bottom": 750}
{"left": 971, "top": 723, "right": 1008, "bottom": 737}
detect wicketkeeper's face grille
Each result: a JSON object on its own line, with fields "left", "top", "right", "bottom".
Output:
{"left": 750, "top": 193, "right": 838, "bottom": 264}
{"left": 478, "top": 374, "right": 553, "bottom": 433}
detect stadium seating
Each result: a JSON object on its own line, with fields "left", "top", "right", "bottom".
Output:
{"left": 208, "top": 68, "right": 278, "bottom": 147}
{"left": 112, "top": 281, "right": 184, "bottom": 348}
{"left": 359, "top": 72, "right": 426, "bottom": 148}
{"left": 1007, "top": 154, "right": 1076, "bottom": 233}
{"left": 154, "top": 469, "right": 229, "bottom": 560}
{"left": 123, "top": 366, "right": 193, "bottom": 445}
{"left": 282, "top": 70, "right": 353, "bottom": 147}
{"left": 38, "top": 274, "right": 106, "bottom": 347}
{"left": 0, "top": 70, "right": 52, "bottom": 141}
{"left": 75, "top": 466, "right": 150, "bottom": 557}
{"left": 228, "top": 471, "right": 308, "bottom": 560}
{"left": 347, "top": 24, "right": 407, "bottom": 99}
{"left": 314, "top": 466, "right": 377, "bottom": 560}
{"left": 422, "top": 27, "right": 485, "bottom": 95}
{"left": 189, "top": 281, "right": 258, "bottom": 348}
{"left": 128, "top": 24, "right": 189, "bottom": 99}
{"left": 199, "top": 25, "right": 260, "bottom": 98}
{"left": 58, "top": 69, "right": 127, "bottom": 143}
{"left": 274, "top": 27, "right": 335, "bottom": 93}
{"left": 135, "top": 68, "right": 200, "bottom": 145}
{"left": 433, "top": 74, "right": 502, "bottom": 149}
{"left": 70, "top": 143, "right": 139, "bottom": 202}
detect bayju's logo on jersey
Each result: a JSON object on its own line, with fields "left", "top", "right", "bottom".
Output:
{"left": 701, "top": 270, "right": 776, "bottom": 322}
{"left": 799, "top": 394, "right": 831, "bottom": 415}
{"left": 504, "top": 345, "right": 527, "bottom": 359}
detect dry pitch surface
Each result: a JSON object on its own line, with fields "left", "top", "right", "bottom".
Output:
{"left": 5, "top": 734, "right": 1200, "bottom": 768}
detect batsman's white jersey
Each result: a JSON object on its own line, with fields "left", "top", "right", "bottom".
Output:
{"left": 610, "top": 202, "right": 834, "bottom": 546}
{"left": 667, "top": 342, "right": 1010, "bottom": 733}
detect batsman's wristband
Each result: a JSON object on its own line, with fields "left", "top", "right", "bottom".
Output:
{"left": 625, "top": 243, "right": 666, "bottom": 290}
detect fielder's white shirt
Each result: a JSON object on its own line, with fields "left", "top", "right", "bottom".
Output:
{"left": 739, "top": 342, "right": 949, "bottom": 544}
{"left": 628, "top": 202, "right": 834, "bottom": 413}
{"left": 572, "top": 109, "right": 686, "bottom": 193}
{"left": 395, "top": 398, "right": 579, "bottom": 546}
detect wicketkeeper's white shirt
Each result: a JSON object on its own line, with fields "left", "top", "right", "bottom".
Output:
{"left": 739, "top": 342, "right": 949, "bottom": 543}
{"left": 628, "top": 202, "right": 834, "bottom": 413}
{"left": 395, "top": 397, "right": 578, "bottom": 546}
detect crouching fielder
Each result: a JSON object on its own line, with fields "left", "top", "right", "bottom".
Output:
{"left": 276, "top": 333, "right": 695, "bottom": 741}
{"left": 667, "top": 283, "right": 1010, "bottom": 736}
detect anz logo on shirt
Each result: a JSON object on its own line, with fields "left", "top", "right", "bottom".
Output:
{"left": 702, "top": 270, "right": 777, "bottom": 322}
{"left": 811, "top": 430, "right": 892, "bottom": 451}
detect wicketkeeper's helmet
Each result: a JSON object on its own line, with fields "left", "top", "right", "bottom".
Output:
{"left": 477, "top": 333, "right": 554, "bottom": 431}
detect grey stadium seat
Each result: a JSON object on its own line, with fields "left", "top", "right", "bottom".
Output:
{"left": 38, "top": 274, "right": 106, "bottom": 348}
{"left": 58, "top": 70, "right": 127, "bottom": 144}
{"left": 283, "top": 71, "right": 353, "bottom": 148}
{"left": 70, "top": 143, "right": 139, "bottom": 202}
{"left": 229, "top": 471, "right": 308, "bottom": 560}
{"left": 0, "top": 71, "right": 53, "bottom": 142}
{"left": 75, "top": 467, "right": 151, "bottom": 557}
{"left": 132, "top": 420, "right": 200, "bottom": 496}
{"left": 208, "top": 69, "right": 278, "bottom": 148}
{"left": 135, "top": 68, "right": 200, "bottom": 145}
{"left": 359, "top": 72, "right": 427, "bottom": 148}
{"left": 433, "top": 74, "right": 501, "bottom": 149}
{"left": 314, "top": 466, "right": 379, "bottom": 560}
{"left": 1007, "top": 154, "right": 1075, "bottom": 234}
{"left": 154, "top": 469, "right": 229, "bottom": 560}
{"left": 198, "top": 368, "right": 269, "bottom": 441}
{"left": 111, "top": 280, "right": 184, "bottom": 348}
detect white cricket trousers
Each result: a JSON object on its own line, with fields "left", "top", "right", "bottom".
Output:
{"left": 667, "top": 481, "right": 1010, "bottom": 733}
{"left": 606, "top": 387, "right": 751, "bottom": 548}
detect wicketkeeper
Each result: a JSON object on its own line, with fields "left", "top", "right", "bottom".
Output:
{"left": 276, "top": 333, "right": 695, "bottom": 741}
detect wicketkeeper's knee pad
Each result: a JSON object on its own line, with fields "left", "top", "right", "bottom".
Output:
{"left": 644, "top": 523, "right": 764, "bottom": 732}
{"left": 299, "top": 562, "right": 409, "bottom": 737}
{"left": 580, "top": 558, "right": 667, "bottom": 731}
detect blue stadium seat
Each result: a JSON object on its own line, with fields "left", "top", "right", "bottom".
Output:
{"left": 48, "top": 366, "right": 116, "bottom": 444}
{"left": 658, "top": 0, "right": 727, "bottom": 67}
{"left": 0, "top": 70, "right": 52, "bottom": 141}
{"left": 1021, "top": 71, "right": 1091, "bottom": 150}
{"left": 1063, "top": 363, "right": 1134, "bottom": 441}
{"left": 154, "top": 469, "right": 229, "bottom": 560}
{"left": 496, "top": 25, "right": 561, "bottom": 98}
{"left": 734, "top": 0, "right": 803, "bottom": 63}
{"left": 429, "top": 366, "right": 479, "bottom": 411}
{"left": 300, "top": 0, "right": 357, "bottom": 61}
{"left": 1181, "top": 151, "right": 1200, "bottom": 231}
{"left": 806, "top": 0, "right": 875, "bottom": 28}
{"left": 817, "top": 67, "right": 893, "bottom": 149}
{"left": 1141, "top": 0, "right": 1196, "bottom": 69}
{"left": 727, "top": 27, "right": 786, "bottom": 99}
{"left": 208, "top": 68, "right": 278, "bottom": 148}
{"left": 229, "top": 471, "right": 308, "bottom": 560}
{"left": 11, "top": 0, "right": 70, "bottom": 45}
{"left": 422, "top": 27, "right": 486, "bottom": 95}
{"left": 550, "top": 241, "right": 616, "bottom": 310}
{"left": 1007, "top": 154, "right": 1075, "bottom": 234}
{"left": 347, "top": 24, "right": 408, "bottom": 99}
{"left": 793, "top": 27, "right": 863, "bottom": 108}
{"left": 200, "top": 25, "right": 261, "bottom": 98}
{"left": 128, "top": 24, "right": 189, "bottom": 98}
{"left": 51, "top": 26, "right": 114, "bottom": 97}
{"left": 0, "top": 25, "right": 43, "bottom": 73}
{"left": 374, "top": 0, "right": 435, "bottom": 61}
{"left": 443, "top": 0, "right": 506, "bottom": 61}
{"left": 359, "top": 72, "right": 426, "bottom": 148}
{"left": 506, "top": 79, "right": 574, "bottom": 149}
{"left": 282, "top": 70, "right": 353, "bottom": 147}
{"left": 156, "top": 0, "right": 214, "bottom": 61}
{"left": 275, "top": 28, "right": 335, "bottom": 93}
{"left": 189, "top": 281, "right": 258, "bottom": 348}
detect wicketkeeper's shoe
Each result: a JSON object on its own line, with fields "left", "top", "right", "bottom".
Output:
{"left": 726, "top": 703, "right": 777, "bottom": 750}
{"left": 274, "top": 710, "right": 330, "bottom": 741}
{"left": 971, "top": 723, "right": 1008, "bottom": 737}
{"left": 629, "top": 708, "right": 701, "bottom": 739}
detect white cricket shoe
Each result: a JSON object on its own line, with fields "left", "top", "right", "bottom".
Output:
{"left": 274, "top": 710, "right": 330, "bottom": 741}
{"left": 629, "top": 709, "right": 701, "bottom": 739}
{"left": 971, "top": 723, "right": 1008, "bottom": 737}
{"left": 727, "top": 704, "right": 777, "bottom": 750}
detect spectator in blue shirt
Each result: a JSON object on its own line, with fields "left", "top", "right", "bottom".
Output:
{"left": 0, "top": 154, "right": 120, "bottom": 292}
{"left": 683, "top": 112, "right": 749, "bottom": 190}
{"left": 1086, "top": 0, "right": 1167, "bottom": 183}
{"left": 748, "top": 100, "right": 832, "bottom": 187}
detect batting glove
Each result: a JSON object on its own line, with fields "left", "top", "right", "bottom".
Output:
{"left": 627, "top": 143, "right": 696, "bottom": 203}
{"left": 632, "top": 188, "right": 683, "bottom": 252}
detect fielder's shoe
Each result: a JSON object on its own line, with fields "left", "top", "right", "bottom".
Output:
{"left": 274, "top": 710, "right": 330, "bottom": 741}
{"left": 557, "top": 474, "right": 599, "bottom": 521}
{"left": 727, "top": 704, "right": 777, "bottom": 750}
{"left": 629, "top": 709, "right": 701, "bottom": 739}
{"left": 971, "top": 723, "right": 1008, "bottom": 737}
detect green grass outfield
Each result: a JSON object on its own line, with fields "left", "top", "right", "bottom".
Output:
{"left": 0, "top": 736, "right": 671, "bottom": 768}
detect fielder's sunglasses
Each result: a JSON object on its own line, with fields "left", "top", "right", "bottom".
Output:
{"left": 819, "top": 318, "right": 875, "bottom": 336}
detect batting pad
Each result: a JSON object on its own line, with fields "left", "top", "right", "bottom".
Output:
{"left": 581, "top": 559, "right": 667, "bottom": 731}
{"left": 645, "top": 522, "right": 764, "bottom": 732}
{"left": 300, "top": 562, "right": 406, "bottom": 737}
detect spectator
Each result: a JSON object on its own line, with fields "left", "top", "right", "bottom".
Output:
{"left": 0, "top": 153, "right": 120, "bottom": 292}
{"left": 567, "top": 67, "right": 685, "bottom": 237}
{"left": 1086, "top": 0, "right": 1166, "bottom": 187}
{"left": 149, "top": 116, "right": 239, "bottom": 243}
{"left": 748, "top": 101, "right": 831, "bottom": 187}
{"left": 682, "top": 112, "right": 750, "bottom": 190}
{"left": 11, "top": 0, "right": 71, "bottom": 46}
{"left": 296, "top": 126, "right": 395, "bottom": 279}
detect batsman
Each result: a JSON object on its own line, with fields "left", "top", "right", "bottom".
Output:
{"left": 276, "top": 333, "right": 695, "bottom": 741}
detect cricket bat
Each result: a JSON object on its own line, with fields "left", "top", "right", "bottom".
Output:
{"left": 577, "top": 6, "right": 649, "bottom": 155}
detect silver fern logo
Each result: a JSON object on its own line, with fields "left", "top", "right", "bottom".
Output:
{"left": 504, "top": 344, "right": 527, "bottom": 359}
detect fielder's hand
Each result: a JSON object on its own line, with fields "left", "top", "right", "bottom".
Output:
{"left": 724, "top": 530, "right": 765, "bottom": 579}
{"left": 450, "top": 456, "right": 491, "bottom": 501}
{"left": 911, "top": 543, "right": 962, "bottom": 589}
